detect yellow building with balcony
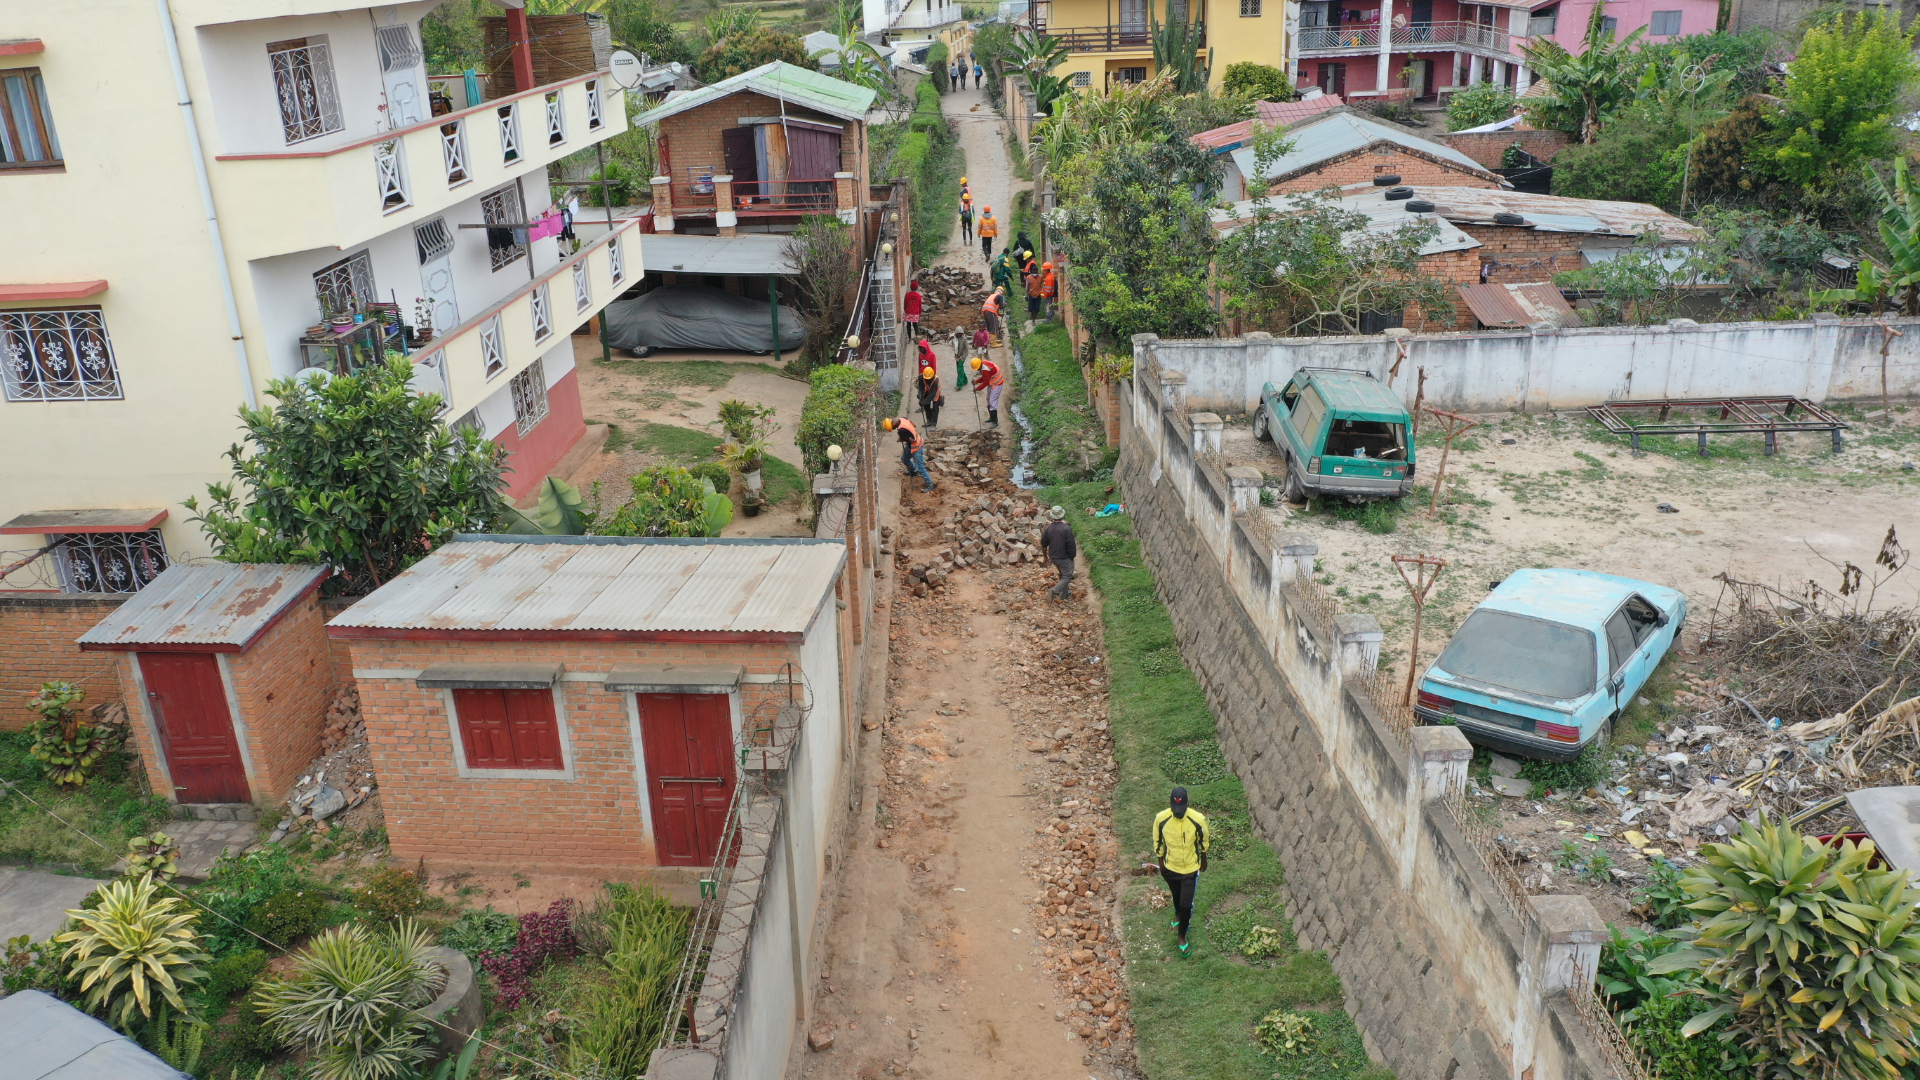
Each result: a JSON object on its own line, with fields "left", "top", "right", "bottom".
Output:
{"left": 0, "top": 0, "right": 639, "bottom": 595}
{"left": 1032, "top": 0, "right": 1293, "bottom": 92}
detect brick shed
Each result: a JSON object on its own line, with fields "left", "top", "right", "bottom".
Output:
{"left": 1220, "top": 109, "right": 1504, "bottom": 203}
{"left": 326, "top": 536, "right": 854, "bottom": 872}
{"left": 77, "top": 564, "right": 333, "bottom": 809}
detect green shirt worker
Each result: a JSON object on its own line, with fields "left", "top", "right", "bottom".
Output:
{"left": 1152, "top": 786, "right": 1209, "bottom": 955}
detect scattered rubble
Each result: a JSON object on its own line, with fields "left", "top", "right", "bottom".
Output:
{"left": 274, "top": 683, "right": 382, "bottom": 843}
{"left": 910, "top": 265, "right": 989, "bottom": 333}
{"left": 924, "top": 428, "right": 1006, "bottom": 488}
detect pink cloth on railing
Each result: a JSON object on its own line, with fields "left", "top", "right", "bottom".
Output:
{"left": 528, "top": 212, "right": 563, "bottom": 242}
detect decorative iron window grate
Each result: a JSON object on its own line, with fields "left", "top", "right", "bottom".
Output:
{"left": 498, "top": 103, "right": 521, "bottom": 163}
{"left": 545, "top": 91, "right": 566, "bottom": 147}
{"left": 573, "top": 261, "right": 592, "bottom": 312}
{"left": 416, "top": 349, "right": 451, "bottom": 415}
{"left": 530, "top": 282, "right": 553, "bottom": 341}
{"left": 268, "top": 38, "right": 343, "bottom": 144}
{"left": 608, "top": 235, "right": 625, "bottom": 286}
{"left": 53, "top": 530, "right": 168, "bottom": 594}
{"left": 2, "top": 308, "right": 122, "bottom": 402}
{"left": 415, "top": 217, "right": 455, "bottom": 263}
{"left": 480, "top": 314, "right": 505, "bottom": 378}
{"left": 585, "top": 80, "right": 603, "bottom": 130}
{"left": 375, "top": 140, "right": 410, "bottom": 212}
{"left": 375, "top": 24, "right": 422, "bottom": 72}
{"left": 452, "top": 408, "right": 483, "bottom": 437}
{"left": 313, "top": 251, "right": 376, "bottom": 317}
{"left": 440, "top": 118, "right": 469, "bottom": 185}
{"left": 511, "top": 359, "right": 549, "bottom": 436}
{"left": 481, "top": 185, "right": 527, "bottom": 271}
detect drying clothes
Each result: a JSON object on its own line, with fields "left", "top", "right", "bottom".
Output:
{"left": 486, "top": 227, "right": 514, "bottom": 251}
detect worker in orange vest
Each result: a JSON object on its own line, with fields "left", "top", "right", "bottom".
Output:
{"left": 917, "top": 361, "right": 945, "bottom": 428}
{"left": 882, "top": 416, "right": 934, "bottom": 492}
{"left": 981, "top": 287, "right": 1007, "bottom": 348}
{"left": 969, "top": 355, "right": 1005, "bottom": 427}
{"left": 978, "top": 205, "right": 998, "bottom": 261}
{"left": 1041, "top": 261, "right": 1058, "bottom": 319}
{"left": 1025, "top": 261, "right": 1047, "bottom": 322}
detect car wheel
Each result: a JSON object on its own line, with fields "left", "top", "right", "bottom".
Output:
{"left": 634, "top": 346, "right": 654, "bottom": 358}
{"left": 1594, "top": 717, "right": 1615, "bottom": 753}
{"left": 1282, "top": 465, "right": 1306, "bottom": 504}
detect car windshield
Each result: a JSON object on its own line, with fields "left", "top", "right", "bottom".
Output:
{"left": 1435, "top": 609, "right": 1596, "bottom": 700}
{"left": 1323, "top": 417, "right": 1406, "bottom": 460}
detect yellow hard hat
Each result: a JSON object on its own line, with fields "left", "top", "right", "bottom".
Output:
{"left": 969, "top": 357, "right": 983, "bottom": 370}
{"left": 921, "top": 367, "right": 935, "bottom": 379}
{"left": 881, "top": 418, "right": 897, "bottom": 431}
{"left": 960, "top": 176, "right": 969, "bottom": 184}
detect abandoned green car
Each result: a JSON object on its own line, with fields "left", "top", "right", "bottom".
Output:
{"left": 1254, "top": 368, "right": 1416, "bottom": 502}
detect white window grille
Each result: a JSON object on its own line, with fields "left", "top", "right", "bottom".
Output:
{"left": 480, "top": 314, "right": 505, "bottom": 378}
{"left": 585, "top": 80, "right": 604, "bottom": 130}
{"left": 481, "top": 185, "right": 527, "bottom": 271}
{"left": 511, "top": 359, "right": 549, "bottom": 435}
{"left": 441, "top": 118, "right": 470, "bottom": 185}
{"left": 2, "top": 308, "right": 122, "bottom": 402}
{"left": 451, "top": 408, "right": 484, "bottom": 438}
{"left": 52, "top": 530, "right": 169, "bottom": 594}
{"left": 1071, "top": 71, "right": 1092, "bottom": 87}
{"left": 375, "top": 24, "right": 422, "bottom": 72}
{"left": 268, "top": 38, "right": 343, "bottom": 144}
{"left": 608, "top": 235, "right": 625, "bottom": 286}
{"left": 313, "top": 251, "right": 375, "bottom": 316}
{"left": 415, "top": 217, "right": 455, "bottom": 262}
{"left": 545, "top": 91, "right": 566, "bottom": 147}
{"left": 498, "top": 103, "right": 521, "bottom": 163}
{"left": 572, "top": 261, "right": 592, "bottom": 312}
{"left": 1648, "top": 9, "right": 1681, "bottom": 34}
{"left": 1241, "top": 0, "right": 1262, "bottom": 14}
{"left": 530, "top": 282, "right": 553, "bottom": 341}
{"left": 375, "top": 139, "right": 410, "bottom": 212}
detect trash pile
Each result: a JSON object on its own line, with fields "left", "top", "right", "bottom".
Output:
{"left": 272, "top": 683, "right": 380, "bottom": 842}
{"left": 913, "top": 265, "right": 988, "bottom": 312}
{"left": 925, "top": 428, "right": 1005, "bottom": 488}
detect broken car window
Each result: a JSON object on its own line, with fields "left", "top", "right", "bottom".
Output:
{"left": 1322, "top": 418, "right": 1406, "bottom": 460}
{"left": 1435, "top": 609, "right": 1598, "bottom": 700}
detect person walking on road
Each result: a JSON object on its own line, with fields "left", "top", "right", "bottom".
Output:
{"left": 977, "top": 205, "right": 998, "bottom": 261}
{"left": 882, "top": 417, "right": 934, "bottom": 492}
{"left": 973, "top": 61, "right": 984, "bottom": 88}
{"left": 1025, "top": 258, "right": 1047, "bottom": 322}
{"left": 950, "top": 61, "right": 961, "bottom": 91}
{"left": 903, "top": 277, "right": 923, "bottom": 337}
{"left": 970, "top": 354, "right": 1005, "bottom": 427}
{"left": 1041, "top": 505, "right": 1077, "bottom": 600}
{"left": 917, "top": 360, "right": 945, "bottom": 428}
{"left": 959, "top": 197, "right": 974, "bottom": 242}
{"left": 950, "top": 324, "right": 971, "bottom": 374}
{"left": 1152, "top": 787, "right": 1209, "bottom": 955}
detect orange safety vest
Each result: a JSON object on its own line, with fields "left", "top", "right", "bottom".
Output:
{"left": 983, "top": 292, "right": 1005, "bottom": 315}
{"left": 976, "top": 360, "right": 1005, "bottom": 387}
{"left": 1042, "top": 270, "right": 1057, "bottom": 298}
{"left": 1026, "top": 273, "right": 1045, "bottom": 298}
{"left": 894, "top": 416, "right": 925, "bottom": 451}
{"left": 978, "top": 214, "right": 998, "bottom": 237}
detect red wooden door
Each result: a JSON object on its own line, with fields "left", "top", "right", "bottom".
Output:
{"left": 139, "top": 653, "right": 249, "bottom": 803}
{"left": 638, "top": 693, "right": 736, "bottom": 867}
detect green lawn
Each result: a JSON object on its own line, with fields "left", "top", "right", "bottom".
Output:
{"left": 600, "top": 420, "right": 805, "bottom": 507}
{"left": 0, "top": 730, "right": 171, "bottom": 875}
{"left": 593, "top": 357, "right": 783, "bottom": 390}
{"left": 1014, "top": 323, "right": 1107, "bottom": 486}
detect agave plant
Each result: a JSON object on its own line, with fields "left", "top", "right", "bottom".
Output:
{"left": 55, "top": 874, "right": 209, "bottom": 1032}
{"left": 1648, "top": 820, "right": 1920, "bottom": 1080}
{"left": 254, "top": 920, "right": 445, "bottom": 1080}
{"left": 125, "top": 832, "right": 181, "bottom": 885}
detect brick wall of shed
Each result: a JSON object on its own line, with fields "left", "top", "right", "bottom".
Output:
{"left": 321, "top": 596, "right": 363, "bottom": 688}
{"left": 227, "top": 594, "right": 337, "bottom": 804}
{"left": 1405, "top": 247, "right": 1481, "bottom": 331}
{"left": 0, "top": 595, "right": 128, "bottom": 731}
{"left": 1266, "top": 146, "right": 1501, "bottom": 196}
{"left": 1456, "top": 223, "right": 1589, "bottom": 285}
{"left": 655, "top": 91, "right": 868, "bottom": 213}
{"left": 339, "top": 637, "right": 808, "bottom": 869}
{"left": 1442, "top": 129, "right": 1571, "bottom": 168}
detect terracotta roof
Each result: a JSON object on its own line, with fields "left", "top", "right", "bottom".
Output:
{"left": 1456, "top": 283, "right": 1578, "bottom": 327}
{"left": 1190, "top": 95, "right": 1343, "bottom": 151}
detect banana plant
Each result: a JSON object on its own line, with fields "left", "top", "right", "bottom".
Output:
{"left": 1870, "top": 158, "right": 1920, "bottom": 315}
{"left": 502, "top": 476, "right": 589, "bottom": 535}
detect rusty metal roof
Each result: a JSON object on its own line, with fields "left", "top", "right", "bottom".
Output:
{"left": 327, "top": 537, "right": 848, "bottom": 640}
{"left": 77, "top": 563, "right": 329, "bottom": 652}
{"left": 1372, "top": 186, "right": 1703, "bottom": 241}
{"left": 1456, "top": 283, "right": 1578, "bottom": 327}
{"left": 1191, "top": 95, "right": 1345, "bottom": 151}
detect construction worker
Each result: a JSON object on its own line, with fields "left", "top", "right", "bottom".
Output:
{"left": 1025, "top": 258, "right": 1047, "bottom": 321}
{"left": 1151, "top": 787, "right": 1210, "bottom": 955}
{"left": 903, "top": 277, "right": 923, "bottom": 337}
{"left": 881, "top": 416, "right": 933, "bottom": 492}
{"left": 969, "top": 355, "right": 1005, "bottom": 426}
{"left": 917, "top": 363, "right": 945, "bottom": 428}
{"left": 1020, "top": 248, "right": 1039, "bottom": 283}
{"left": 981, "top": 287, "right": 1006, "bottom": 347}
{"left": 990, "top": 249, "right": 1014, "bottom": 294}
{"left": 978, "top": 205, "right": 998, "bottom": 261}
{"left": 960, "top": 194, "right": 974, "bottom": 243}
{"left": 1041, "top": 261, "right": 1057, "bottom": 318}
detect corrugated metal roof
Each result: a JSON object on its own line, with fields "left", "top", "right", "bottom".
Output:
{"left": 1228, "top": 111, "right": 1498, "bottom": 185}
{"left": 4, "top": 990, "right": 190, "bottom": 1080}
{"left": 637, "top": 60, "right": 878, "bottom": 126}
{"left": 639, "top": 233, "right": 799, "bottom": 276}
{"left": 328, "top": 537, "right": 847, "bottom": 638}
{"left": 1339, "top": 186, "right": 1703, "bottom": 241}
{"left": 1191, "top": 95, "right": 1344, "bottom": 151}
{"left": 1212, "top": 194, "right": 1482, "bottom": 257}
{"left": 77, "top": 563, "right": 328, "bottom": 652}
{"left": 1456, "top": 283, "right": 1578, "bottom": 327}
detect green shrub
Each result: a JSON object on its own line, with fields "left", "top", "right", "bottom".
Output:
{"left": 255, "top": 921, "right": 442, "bottom": 1080}
{"left": 797, "top": 364, "right": 878, "bottom": 476}
{"left": 54, "top": 874, "right": 210, "bottom": 1032}
{"left": 1517, "top": 743, "right": 1608, "bottom": 791}
{"left": 3, "top": 933, "right": 65, "bottom": 995}
{"left": 927, "top": 41, "right": 950, "bottom": 92}
{"left": 25, "top": 682, "right": 124, "bottom": 788}
{"left": 350, "top": 867, "right": 430, "bottom": 924}
{"left": 1253, "top": 1010, "right": 1317, "bottom": 1056}
{"left": 1622, "top": 992, "right": 1751, "bottom": 1080}
{"left": 203, "top": 947, "right": 271, "bottom": 1005}
{"left": 246, "top": 889, "right": 331, "bottom": 947}
{"left": 1447, "top": 83, "right": 1517, "bottom": 132}
{"left": 582, "top": 160, "right": 640, "bottom": 207}
{"left": 1221, "top": 62, "right": 1295, "bottom": 102}
{"left": 566, "top": 884, "right": 689, "bottom": 1077}
{"left": 197, "top": 846, "right": 321, "bottom": 957}
{"left": 591, "top": 465, "right": 732, "bottom": 537}
{"left": 440, "top": 906, "right": 519, "bottom": 962}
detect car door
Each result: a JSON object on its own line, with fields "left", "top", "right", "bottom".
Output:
{"left": 1287, "top": 384, "right": 1328, "bottom": 468}
{"left": 1617, "top": 594, "right": 1667, "bottom": 701}
{"left": 1602, "top": 607, "right": 1637, "bottom": 722}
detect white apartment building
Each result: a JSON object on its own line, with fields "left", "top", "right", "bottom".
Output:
{"left": 0, "top": 0, "right": 639, "bottom": 594}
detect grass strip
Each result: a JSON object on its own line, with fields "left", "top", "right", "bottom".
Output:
{"left": 0, "top": 731, "right": 170, "bottom": 874}
{"left": 1015, "top": 323, "right": 1106, "bottom": 485}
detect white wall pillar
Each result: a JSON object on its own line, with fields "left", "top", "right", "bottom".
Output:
{"left": 1377, "top": 0, "right": 1394, "bottom": 94}
{"left": 1515, "top": 63, "right": 1531, "bottom": 93}
{"left": 1465, "top": 51, "right": 1481, "bottom": 85}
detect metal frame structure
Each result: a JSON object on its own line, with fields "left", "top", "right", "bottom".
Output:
{"left": 1584, "top": 396, "right": 1849, "bottom": 457}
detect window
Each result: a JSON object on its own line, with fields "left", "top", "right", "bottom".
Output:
{"left": 480, "top": 314, "right": 505, "bottom": 378}
{"left": 1241, "top": 0, "right": 1262, "bottom": 14}
{"left": 1071, "top": 71, "right": 1092, "bottom": 87}
{"left": 511, "top": 358, "right": 549, "bottom": 435}
{"left": 2, "top": 308, "right": 122, "bottom": 402}
{"left": 573, "top": 260, "right": 592, "bottom": 312}
{"left": 415, "top": 349, "right": 450, "bottom": 415}
{"left": 530, "top": 282, "right": 553, "bottom": 341}
{"left": 415, "top": 217, "right": 454, "bottom": 263}
{"left": 608, "top": 235, "right": 625, "bottom": 286}
{"left": 440, "top": 118, "right": 470, "bottom": 186}
{"left": 451, "top": 408, "right": 483, "bottom": 437}
{"left": 544, "top": 91, "right": 566, "bottom": 147}
{"left": 313, "top": 251, "right": 375, "bottom": 317}
{"left": 1290, "top": 385, "right": 1327, "bottom": 444}
{"left": 451, "top": 688, "right": 562, "bottom": 770}
{"left": 53, "top": 530, "right": 168, "bottom": 593}
{"left": 481, "top": 185, "right": 526, "bottom": 271}
{"left": 1113, "top": 67, "right": 1148, "bottom": 85}
{"left": 498, "top": 102, "right": 521, "bottom": 163}
{"left": 1648, "top": 9, "right": 1681, "bottom": 34}
{"left": 1604, "top": 610, "right": 1635, "bottom": 675}
{"left": 585, "top": 80, "right": 604, "bottom": 130}
{"left": 375, "top": 139, "right": 410, "bottom": 212}
{"left": 1600, "top": 15, "right": 1618, "bottom": 35}
{"left": 1, "top": 68, "right": 62, "bottom": 169}
{"left": 268, "top": 38, "right": 343, "bottom": 144}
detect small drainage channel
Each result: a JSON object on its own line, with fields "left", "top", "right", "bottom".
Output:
{"left": 1008, "top": 343, "right": 1040, "bottom": 489}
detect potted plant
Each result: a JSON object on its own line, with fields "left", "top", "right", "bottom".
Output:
{"left": 722, "top": 435, "right": 769, "bottom": 514}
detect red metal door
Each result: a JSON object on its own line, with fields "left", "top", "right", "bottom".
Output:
{"left": 139, "top": 653, "right": 249, "bottom": 804}
{"left": 639, "top": 693, "right": 736, "bottom": 867}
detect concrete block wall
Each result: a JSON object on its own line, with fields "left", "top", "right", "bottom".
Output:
{"left": 1118, "top": 346, "right": 1619, "bottom": 1080}
{"left": 0, "top": 594, "right": 128, "bottom": 731}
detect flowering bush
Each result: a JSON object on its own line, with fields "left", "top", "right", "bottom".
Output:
{"left": 478, "top": 900, "right": 579, "bottom": 1010}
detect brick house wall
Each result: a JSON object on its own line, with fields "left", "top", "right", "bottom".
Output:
{"left": 654, "top": 90, "right": 870, "bottom": 220}
{"left": 1266, "top": 145, "right": 1501, "bottom": 196}
{"left": 340, "top": 637, "right": 816, "bottom": 869}
{"left": 0, "top": 594, "right": 128, "bottom": 731}
{"left": 320, "top": 596, "right": 362, "bottom": 688}
{"left": 1442, "top": 129, "right": 1571, "bottom": 168}
{"left": 1456, "top": 223, "right": 1592, "bottom": 286}
{"left": 1405, "top": 247, "right": 1482, "bottom": 331}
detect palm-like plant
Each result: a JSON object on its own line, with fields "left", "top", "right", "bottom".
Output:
{"left": 702, "top": 4, "right": 759, "bottom": 45}
{"left": 55, "top": 874, "right": 209, "bottom": 1033}
{"left": 1518, "top": 2, "right": 1644, "bottom": 143}
{"left": 1869, "top": 157, "right": 1920, "bottom": 315}
{"left": 1647, "top": 820, "right": 1920, "bottom": 1080}
{"left": 254, "top": 920, "right": 445, "bottom": 1080}
{"left": 1149, "top": 0, "right": 1209, "bottom": 94}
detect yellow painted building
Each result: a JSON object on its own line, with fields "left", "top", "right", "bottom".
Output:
{"left": 1033, "top": 0, "right": 1293, "bottom": 91}
{"left": 0, "top": 0, "right": 638, "bottom": 595}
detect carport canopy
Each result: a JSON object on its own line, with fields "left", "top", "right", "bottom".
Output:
{"left": 642, "top": 233, "right": 799, "bottom": 277}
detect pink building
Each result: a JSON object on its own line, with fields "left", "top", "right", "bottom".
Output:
{"left": 1294, "top": 0, "right": 1718, "bottom": 101}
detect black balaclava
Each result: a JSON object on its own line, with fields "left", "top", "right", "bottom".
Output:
{"left": 1170, "top": 787, "right": 1189, "bottom": 818}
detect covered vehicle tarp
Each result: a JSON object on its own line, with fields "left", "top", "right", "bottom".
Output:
{"left": 604, "top": 284, "right": 806, "bottom": 355}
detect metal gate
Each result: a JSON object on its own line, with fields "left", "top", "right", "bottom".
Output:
{"left": 869, "top": 261, "right": 899, "bottom": 391}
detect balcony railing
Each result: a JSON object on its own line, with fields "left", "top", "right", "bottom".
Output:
{"left": 212, "top": 72, "right": 625, "bottom": 262}
{"left": 1298, "top": 20, "right": 1513, "bottom": 54}
{"left": 734, "top": 178, "right": 838, "bottom": 213}
{"left": 1044, "top": 23, "right": 1201, "bottom": 51}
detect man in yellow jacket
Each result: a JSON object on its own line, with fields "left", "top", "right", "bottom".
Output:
{"left": 1152, "top": 786, "right": 1209, "bottom": 955}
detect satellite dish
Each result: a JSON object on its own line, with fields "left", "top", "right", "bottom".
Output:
{"left": 294, "top": 367, "right": 334, "bottom": 387}
{"left": 406, "top": 363, "right": 447, "bottom": 399}
{"left": 609, "top": 50, "right": 644, "bottom": 90}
